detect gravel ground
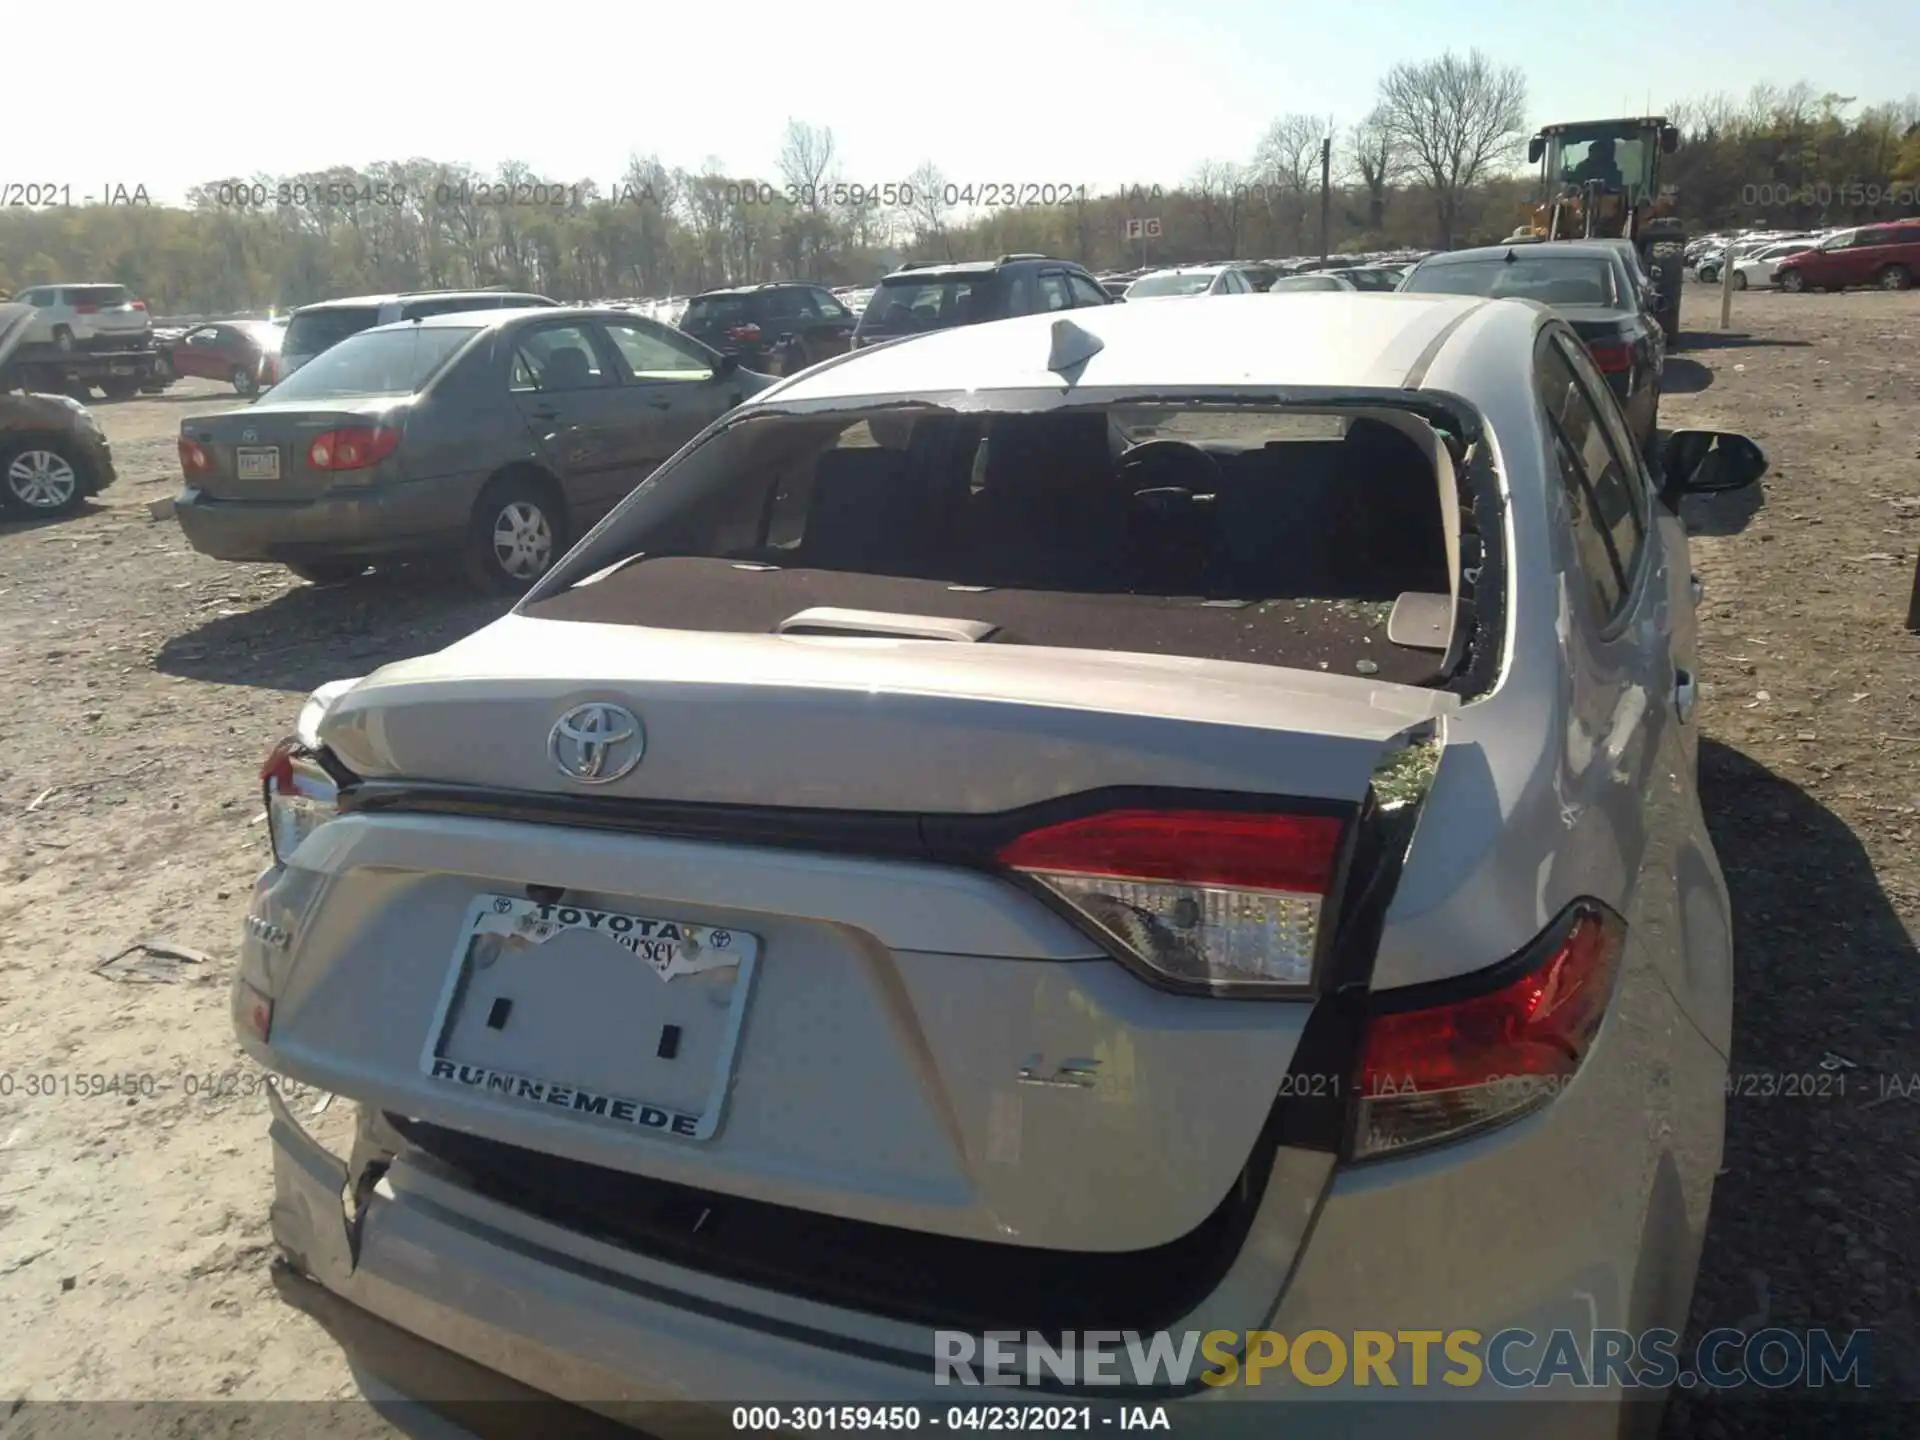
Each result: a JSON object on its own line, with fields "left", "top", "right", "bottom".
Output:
{"left": 1, "top": 289, "right": 1917, "bottom": 1436}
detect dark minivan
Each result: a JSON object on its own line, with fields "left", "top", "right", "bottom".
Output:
{"left": 849, "top": 254, "right": 1111, "bottom": 349}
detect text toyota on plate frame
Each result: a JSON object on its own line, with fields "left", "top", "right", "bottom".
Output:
{"left": 416, "top": 894, "right": 761, "bottom": 1142}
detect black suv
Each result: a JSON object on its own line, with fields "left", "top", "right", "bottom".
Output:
{"left": 677, "top": 283, "right": 858, "bottom": 375}
{"left": 850, "top": 254, "right": 1111, "bottom": 349}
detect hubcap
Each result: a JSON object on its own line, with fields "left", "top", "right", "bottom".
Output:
{"left": 490, "top": 500, "right": 554, "bottom": 579}
{"left": 1883, "top": 271, "right": 1905, "bottom": 290}
{"left": 6, "top": 449, "right": 78, "bottom": 509}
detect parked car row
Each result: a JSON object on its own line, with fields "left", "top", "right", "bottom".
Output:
{"left": 1689, "top": 221, "right": 1919, "bottom": 292}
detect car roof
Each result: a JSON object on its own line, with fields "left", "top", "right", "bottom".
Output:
{"left": 691, "top": 283, "right": 811, "bottom": 298}
{"left": 354, "top": 305, "right": 633, "bottom": 334}
{"left": 291, "top": 290, "right": 544, "bottom": 312}
{"left": 881, "top": 256, "right": 1077, "bottom": 281}
{"left": 1139, "top": 265, "right": 1229, "bottom": 277}
{"left": 761, "top": 293, "right": 1508, "bottom": 402}
{"left": 1420, "top": 242, "right": 1624, "bottom": 265}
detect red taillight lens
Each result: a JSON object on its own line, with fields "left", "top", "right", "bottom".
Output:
{"left": 238, "top": 979, "right": 274, "bottom": 1043}
{"left": 725, "top": 323, "right": 762, "bottom": 343}
{"left": 307, "top": 426, "right": 401, "bottom": 471}
{"left": 178, "top": 437, "right": 210, "bottom": 472}
{"left": 1353, "top": 902, "right": 1626, "bottom": 1159}
{"left": 131, "top": 300, "right": 147, "bottom": 311}
{"left": 261, "top": 737, "right": 339, "bottom": 865}
{"left": 1586, "top": 341, "right": 1633, "bottom": 373}
{"left": 997, "top": 809, "right": 1345, "bottom": 993}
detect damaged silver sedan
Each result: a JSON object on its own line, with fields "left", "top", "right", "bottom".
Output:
{"left": 233, "top": 293, "right": 1768, "bottom": 1433}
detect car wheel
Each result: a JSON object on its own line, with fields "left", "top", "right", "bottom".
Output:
{"left": 51, "top": 326, "right": 75, "bottom": 354}
{"left": 285, "top": 561, "right": 369, "bottom": 585}
{"left": 1877, "top": 264, "right": 1913, "bottom": 292}
{"left": 1730, "top": 271, "right": 1747, "bottom": 291}
{"left": 1777, "top": 270, "right": 1806, "bottom": 293}
{"left": 0, "top": 440, "right": 86, "bottom": 517}
{"left": 463, "top": 473, "right": 568, "bottom": 594}
{"left": 151, "top": 353, "right": 174, "bottom": 381}
{"left": 232, "top": 366, "right": 258, "bottom": 396}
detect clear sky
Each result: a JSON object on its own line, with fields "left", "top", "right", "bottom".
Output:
{"left": 14, "top": 0, "right": 1917, "bottom": 206}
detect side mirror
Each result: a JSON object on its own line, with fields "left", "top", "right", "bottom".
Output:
{"left": 1661, "top": 126, "right": 1679, "bottom": 154}
{"left": 1528, "top": 135, "right": 1546, "bottom": 164}
{"left": 713, "top": 352, "right": 740, "bottom": 379}
{"left": 1660, "top": 430, "right": 1768, "bottom": 500}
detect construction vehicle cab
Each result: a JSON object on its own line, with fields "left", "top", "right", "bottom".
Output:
{"left": 1514, "top": 117, "right": 1686, "bottom": 346}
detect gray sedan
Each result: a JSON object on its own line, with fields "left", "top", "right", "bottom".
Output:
{"left": 239, "top": 294, "right": 1767, "bottom": 1425}
{"left": 173, "top": 307, "right": 774, "bottom": 591}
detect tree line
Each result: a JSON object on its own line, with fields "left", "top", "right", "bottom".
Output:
{"left": 3, "top": 52, "right": 1917, "bottom": 316}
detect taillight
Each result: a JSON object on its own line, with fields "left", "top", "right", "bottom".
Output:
{"left": 131, "top": 300, "right": 147, "bottom": 311}
{"left": 178, "top": 437, "right": 210, "bottom": 473}
{"left": 261, "top": 737, "right": 339, "bottom": 865}
{"left": 996, "top": 808, "right": 1346, "bottom": 994}
{"left": 238, "top": 979, "right": 274, "bottom": 1043}
{"left": 1587, "top": 341, "right": 1633, "bottom": 374}
{"left": 307, "top": 426, "right": 401, "bottom": 471}
{"left": 1352, "top": 901, "right": 1626, "bottom": 1159}
{"left": 725, "top": 323, "right": 762, "bottom": 343}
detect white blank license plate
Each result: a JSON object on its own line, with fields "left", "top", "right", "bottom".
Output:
{"left": 236, "top": 446, "right": 280, "bottom": 480}
{"left": 419, "top": 894, "right": 760, "bottom": 1142}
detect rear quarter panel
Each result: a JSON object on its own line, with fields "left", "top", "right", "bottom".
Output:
{"left": 402, "top": 334, "right": 541, "bottom": 488}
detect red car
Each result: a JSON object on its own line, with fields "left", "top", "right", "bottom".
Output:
{"left": 160, "top": 320, "right": 285, "bottom": 395}
{"left": 1774, "top": 222, "right": 1920, "bottom": 293}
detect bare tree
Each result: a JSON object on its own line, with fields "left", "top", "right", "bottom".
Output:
{"left": 1376, "top": 49, "right": 1528, "bottom": 248}
{"left": 907, "top": 160, "right": 953, "bottom": 260}
{"left": 778, "top": 120, "right": 837, "bottom": 204}
{"left": 1187, "top": 160, "right": 1245, "bottom": 258}
{"left": 777, "top": 120, "right": 838, "bottom": 277}
{"left": 1344, "top": 107, "right": 1403, "bottom": 232}
{"left": 1253, "top": 114, "right": 1328, "bottom": 255}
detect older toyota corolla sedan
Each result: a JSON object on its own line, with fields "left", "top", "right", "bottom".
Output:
{"left": 235, "top": 292, "right": 1766, "bottom": 1434}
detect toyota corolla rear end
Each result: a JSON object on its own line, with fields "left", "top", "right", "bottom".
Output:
{"left": 173, "top": 320, "right": 484, "bottom": 565}
{"left": 233, "top": 358, "right": 1724, "bottom": 1433}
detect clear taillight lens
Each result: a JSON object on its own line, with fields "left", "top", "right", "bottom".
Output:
{"left": 1352, "top": 902, "right": 1626, "bottom": 1159}
{"left": 261, "top": 737, "right": 338, "bottom": 864}
{"left": 996, "top": 809, "right": 1345, "bottom": 995}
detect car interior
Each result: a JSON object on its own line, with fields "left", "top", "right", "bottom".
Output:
{"left": 527, "top": 407, "right": 1466, "bottom": 687}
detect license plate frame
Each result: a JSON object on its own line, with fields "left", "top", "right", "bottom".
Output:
{"left": 236, "top": 446, "right": 281, "bottom": 481}
{"left": 417, "top": 894, "right": 760, "bottom": 1143}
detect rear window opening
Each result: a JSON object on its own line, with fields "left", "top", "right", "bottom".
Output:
{"left": 1405, "top": 256, "right": 1621, "bottom": 308}
{"left": 680, "top": 294, "right": 756, "bottom": 329}
{"left": 856, "top": 276, "right": 1003, "bottom": 334}
{"left": 63, "top": 285, "right": 131, "bottom": 306}
{"left": 261, "top": 324, "right": 478, "bottom": 401}
{"left": 525, "top": 397, "right": 1500, "bottom": 695}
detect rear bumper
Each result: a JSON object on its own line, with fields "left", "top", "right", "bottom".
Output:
{"left": 254, "top": 981, "right": 1719, "bottom": 1435}
{"left": 173, "top": 473, "right": 484, "bottom": 563}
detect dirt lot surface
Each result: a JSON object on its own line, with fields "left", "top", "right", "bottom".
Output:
{"left": 2, "top": 288, "right": 1918, "bottom": 1436}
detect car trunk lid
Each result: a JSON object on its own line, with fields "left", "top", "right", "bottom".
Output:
{"left": 320, "top": 612, "right": 1455, "bottom": 808}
